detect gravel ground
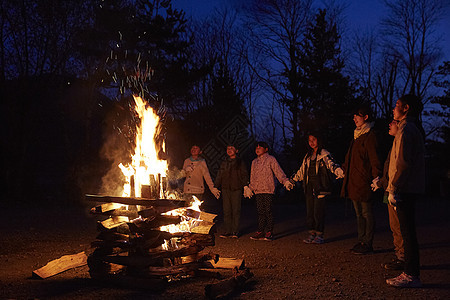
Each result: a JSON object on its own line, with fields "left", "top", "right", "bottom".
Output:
{"left": 1, "top": 196, "right": 449, "bottom": 299}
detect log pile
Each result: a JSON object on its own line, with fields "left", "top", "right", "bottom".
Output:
{"left": 85, "top": 194, "right": 254, "bottom": 297}
{"left": 86, "top": 195, "right": 217, "bottom": 281}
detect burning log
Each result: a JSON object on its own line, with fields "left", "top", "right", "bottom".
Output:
{"left": 130, "top": 215, "right": 182, "bottom": 229}
{"left": 204, "top": 268, "right": 254, "bottom": 299}
{"left": 85, "top": 194, "right": 186, "bottom": 207}
{"left": 32, "top": 251, "right": 88, "bottom": 279}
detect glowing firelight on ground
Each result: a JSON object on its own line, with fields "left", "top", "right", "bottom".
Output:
{"left": 118, "top": 95, "right": 167, "bottom": 198}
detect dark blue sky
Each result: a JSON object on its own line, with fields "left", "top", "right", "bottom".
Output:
{"left": 172, "top": 0, "right": 450, "bottom": 62}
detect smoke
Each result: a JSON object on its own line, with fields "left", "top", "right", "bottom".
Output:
{"left": 98, "top": 121, "right": 134, "bottom": 196}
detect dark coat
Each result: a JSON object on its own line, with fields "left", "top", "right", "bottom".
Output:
{"left": 341, "top": 130, "right": 381, "bottom": 202}
{"left": 215, "top": 157, "right": 249, "bottom": 191}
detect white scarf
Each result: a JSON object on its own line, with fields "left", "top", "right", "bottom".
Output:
{"left": 354, "top": 122, "right": 374, "bottom": 139}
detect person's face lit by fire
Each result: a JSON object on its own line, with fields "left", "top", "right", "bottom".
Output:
{"left": 353, "top": 113, "right": 368, "bottom": 128}
{"left": 393, "top": 99, "right": 409, "bottom": 121}
{"left": 308, "top": 135, "right": 319, "bottom": 152}
{"left": 226, "top": 146, "right": 238, "bottom": 159}
{"left": 255, "top": 145, "right": 268, "bottom": 157}
{"left": 388, "top": 120, "right": 399, "bottom": 136}
{"left": 190, "top": 146, "right": 202, "bottom": 159}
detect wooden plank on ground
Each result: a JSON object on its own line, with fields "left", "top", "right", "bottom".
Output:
{"left": 32, "top": 251, "right": 88, "bottom": 279}
{"left": 208, "top": 257, "right": 245, "bottom": 269}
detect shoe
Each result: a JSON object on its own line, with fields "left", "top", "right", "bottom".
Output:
{"left": 250, "top": 231, "right": 264, "bottom": 240}
{"left": 311, "top": 236, "right": 324, "bottom": 244}
{"left": 351, "top": 242, "right": 363, "bottom": 251}
{"left": 352, "top": 243, "right": 373, "bottom": 255}
{"left": 230, "top": 232, "right": 239, "bottom": 239}
{"left": 383, "top": 258, "right": 405, "bottom": 270}
{"left": 303, "top": 234, "right": 316, "bottom": 244}
{"left": 386, "top": 272, "right": 422, "bottom": 288}
{"left": 219, "top": 233, "right": 231, "bottom": 238}
{"left": 263, "top": 231, "right": 273, "bottom": 241}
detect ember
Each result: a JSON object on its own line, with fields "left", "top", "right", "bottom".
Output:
{"left": 83, "top": 95, "right": 252, "bottom": 293}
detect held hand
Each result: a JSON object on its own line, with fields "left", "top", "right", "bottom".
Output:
{"left": 284, "top": 180, "right": 294, "bottom": 191}
{"left": 243, "top": 186, "right": 253, "bottom": 198}
{"left": 335, "top": 167, "right": 345, "bottom": 179}
{"left": 211, "top": 187, "right": 221, "bottom": 199}
{"left": 371, "top": 176, "right": 380, "bottom": 191}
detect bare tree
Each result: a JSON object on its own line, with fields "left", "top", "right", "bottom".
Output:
{"left": 349, "top": 0, "right": 447, "bottom": 124}
{"left": 242, "top": 0, "right": 314, "bottom": 151}
{"left": 381, "top": 0, "right": 446, "bottom": 101}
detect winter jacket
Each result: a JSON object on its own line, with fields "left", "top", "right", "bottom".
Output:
{"left": 215, "top": 157, "right": 249, "bottom": 191}
{"left": 292, "top": 149, "right": 341, "bottom": 196}
{"left": 182, "top": 157, "right": 215, "bottom": 194}
{"left": 249, "top": 152, "right": 288, "bottom": 194}
{"left": 341, "top": 129, "right": 381, "bottom": 202}
{"left": 387, "top": 117, "right": 425, "bottom": 195}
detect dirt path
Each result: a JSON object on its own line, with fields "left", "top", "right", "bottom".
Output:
{"left": 1, "top": 197, "right": 449, "bottom": 299}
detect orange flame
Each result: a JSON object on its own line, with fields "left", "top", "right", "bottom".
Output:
{"left": 119, "top": 95, "right": 167, "bottom": 198}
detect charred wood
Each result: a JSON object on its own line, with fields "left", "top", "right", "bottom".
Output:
{"left": 85, "top": 194, "right": 186, "bottom": 207}
{"left": 204, "top": 268, "right": 254, "bottom": 299}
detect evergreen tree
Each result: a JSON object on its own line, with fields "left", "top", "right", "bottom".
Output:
{"left": 296, "top": 9, "right": 355, "bottom": 159}
{"left": 182, "top": 62, "right": 248, "bottom": 147}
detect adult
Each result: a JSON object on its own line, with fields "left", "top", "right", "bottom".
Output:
{"left": 385, "top": 94, "right": 425, "bottom": 288}
{"left": 341, "top": 104, "right": 381, "bottom": 254}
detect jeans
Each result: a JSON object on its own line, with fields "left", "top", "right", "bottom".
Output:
{"left": 352, "top": 200, "right": 375, "bottom": 246}
{"left": 305, "top": 185, "right": 325, "bottom": 236}
{"left": 396, "top": 193, "right": 420, "bottom": 276}
{"left": 222, "top": 189, "right": 242, "bottom": 234}
{"left": 255, "top": 193, "right": 274, "bottom": 233}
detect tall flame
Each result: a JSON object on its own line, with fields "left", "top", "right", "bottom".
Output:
{"left": 119, "top": 95, "right": 167, "bottom": 197}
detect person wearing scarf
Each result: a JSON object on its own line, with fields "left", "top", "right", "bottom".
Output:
{"left": 341, "top": 104, "right": 381, "bottom": 255}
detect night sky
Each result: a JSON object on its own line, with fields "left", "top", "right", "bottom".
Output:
{"left": 172, "top": 0, "right": 450, "bottom": 62}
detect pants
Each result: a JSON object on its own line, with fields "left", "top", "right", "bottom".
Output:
{"left": 305, "top": 185, "right": 325, "bottom": 236}
{"left": 255, "top": 193, "right": 274, "bottom": 233}
{"left": 352, "top": 200, "right": 375, "bottom": 246}
{"left": 222, "top": 189, "right": 242, "bottom": 234}
{"left": 388, "top": 203, "right": 404, "bottom": 261}
{"left": 396, "top": 193, "right": 420, "bottom": 276}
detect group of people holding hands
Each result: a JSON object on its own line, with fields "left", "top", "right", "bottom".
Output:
{"left": 179, "top": 94, "right": 425, "bottom": 288}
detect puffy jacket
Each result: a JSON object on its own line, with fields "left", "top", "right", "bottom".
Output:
{"left": 292, "top": 149, "right": 341, "bottom": 195}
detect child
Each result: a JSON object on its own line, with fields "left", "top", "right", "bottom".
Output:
{"left": 244, "top": 141, "right": 292, "bottom": 241}
{"left": 215, "top": 145, "right": 249, "bottom": 238}
{"left": 182, "top": 145, "right": 220, "bottom": 201}
{"left": 289, "top": 133, "right": 344, "bottom": 244}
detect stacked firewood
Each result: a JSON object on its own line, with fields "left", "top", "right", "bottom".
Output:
{"left": 86, "top": 194, "right": 221, "bottom": 285}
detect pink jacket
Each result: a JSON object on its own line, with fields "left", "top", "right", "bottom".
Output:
{"left": 249, "top": 153, "right": 288, "bottom": 194}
